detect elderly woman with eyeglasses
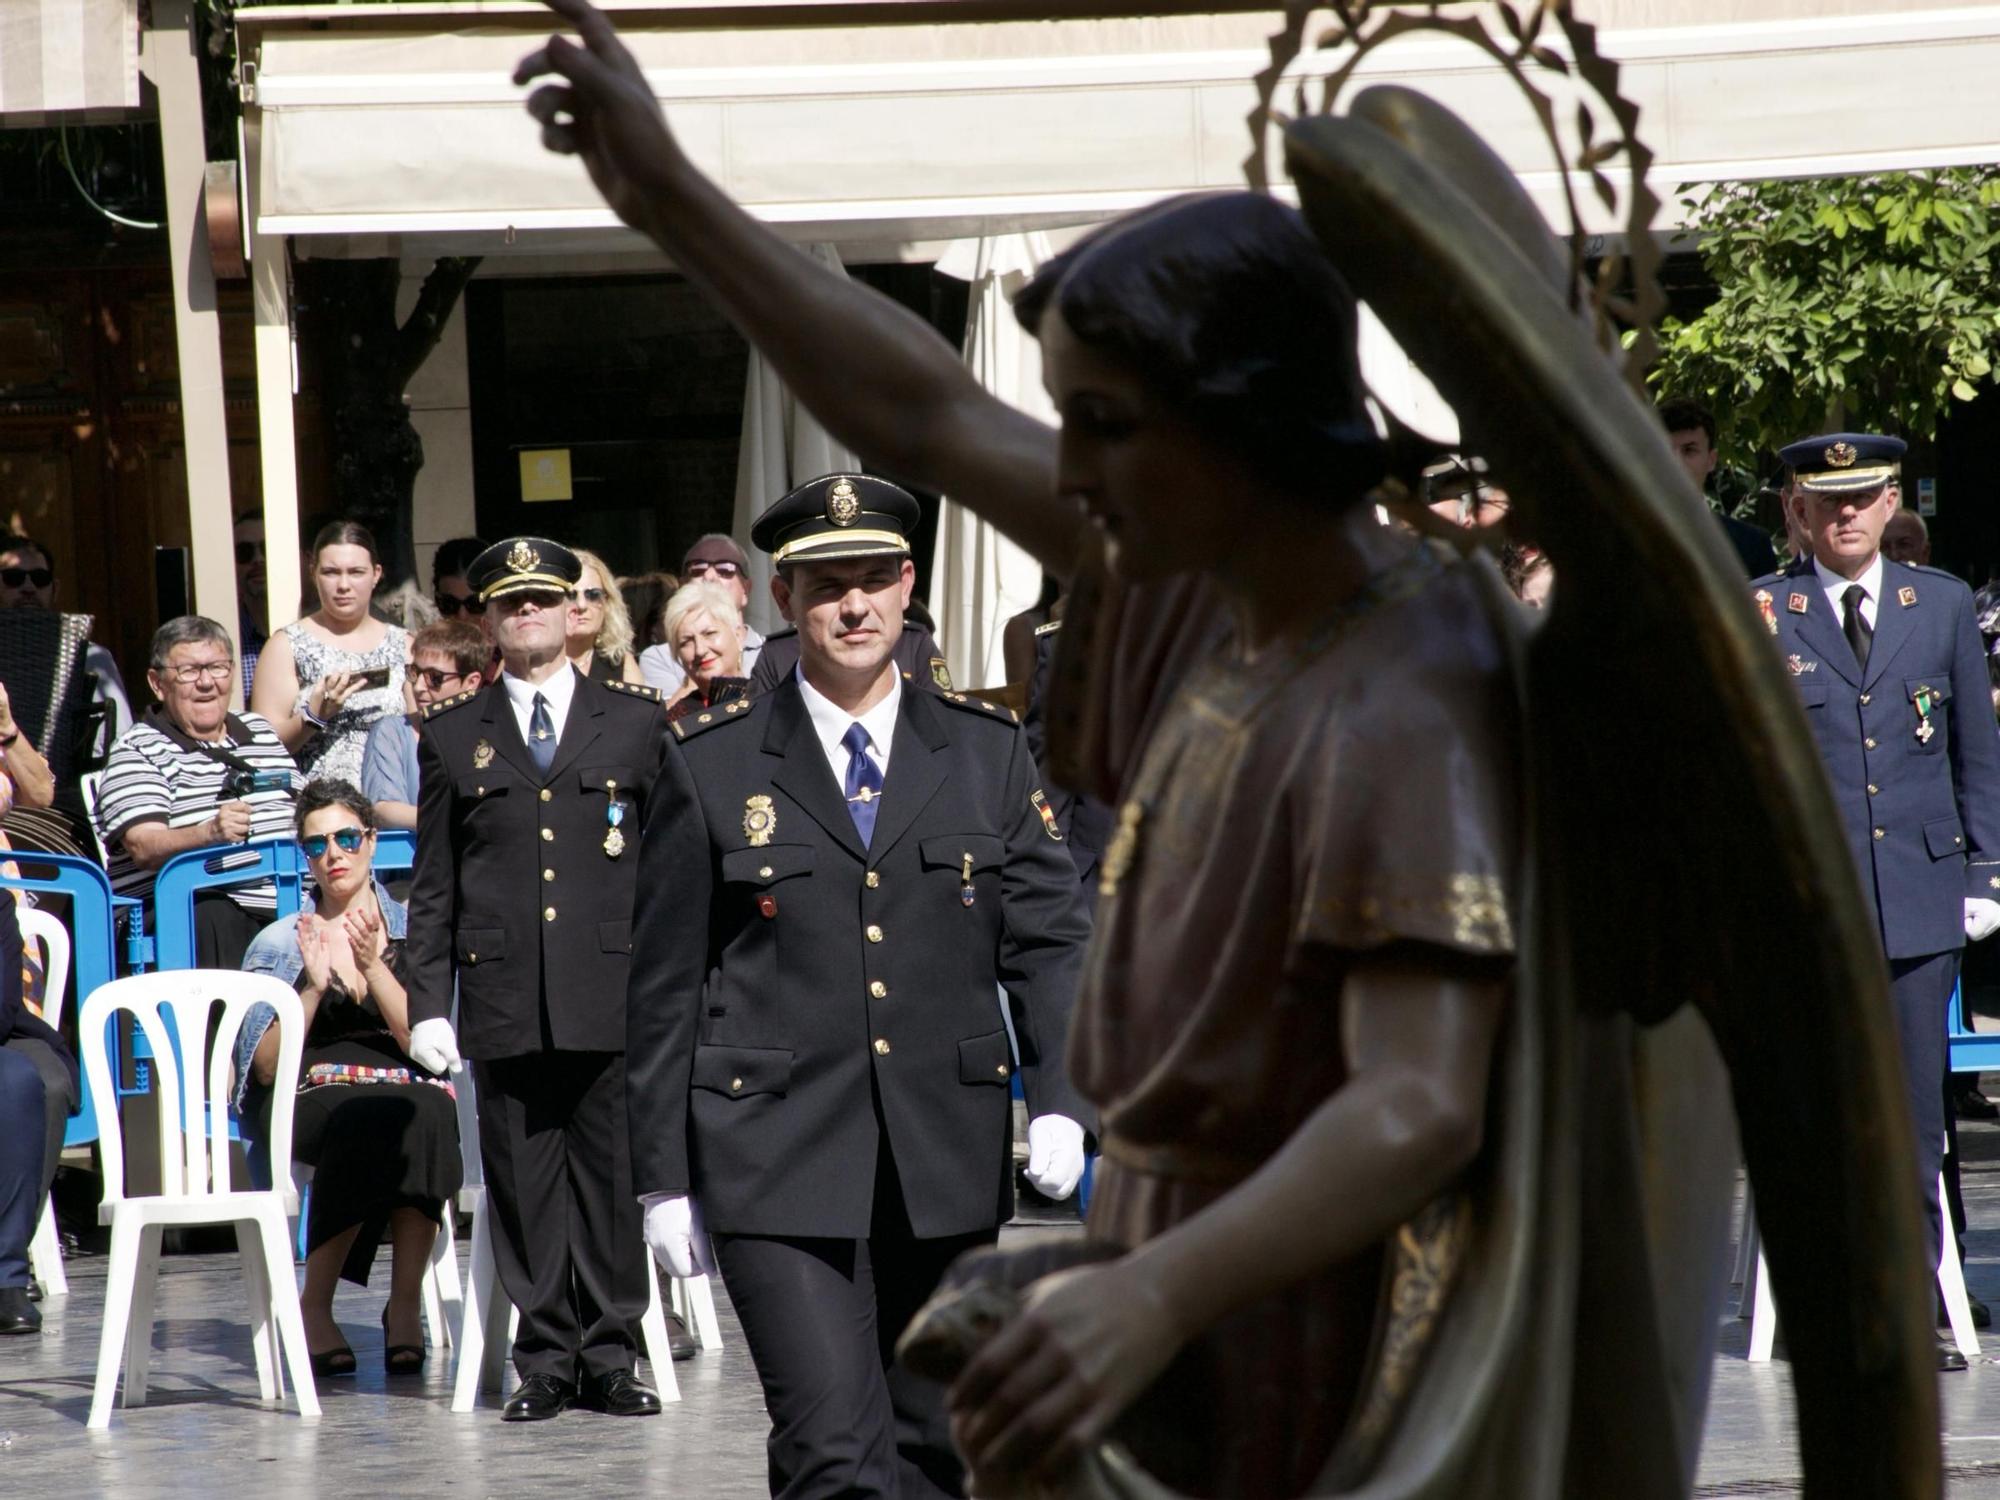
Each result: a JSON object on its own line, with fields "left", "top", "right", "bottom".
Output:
{"left": 237, "top": 779, "right": 462, "bottom": 1379}
{"left": 562, "top": 548, "right": 646, "bottom": 685}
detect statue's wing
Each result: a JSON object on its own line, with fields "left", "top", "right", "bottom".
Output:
{"left": 1283, "top": 93, "right": 1937, "bottom": 1498}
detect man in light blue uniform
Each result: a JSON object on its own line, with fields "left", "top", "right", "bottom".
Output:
{"left": 1758, "top": 431, "right": 2000, "bottom": 1370}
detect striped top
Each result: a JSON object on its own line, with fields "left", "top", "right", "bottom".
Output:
{"left": 94, "top": 712, "right": 302, "bottom": 910}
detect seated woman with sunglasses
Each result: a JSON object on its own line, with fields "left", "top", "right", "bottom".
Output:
{"left": 563, "top": 548, "right": 646, "bottom": 685}
{"left": 657, "top": 581, "right": 751, "bottom": 723}
{"left": 360, "top": 619, "right": 490, "bottom": 831}
{"left": 236, "top": 779, "right": 463, "bottom": 1377}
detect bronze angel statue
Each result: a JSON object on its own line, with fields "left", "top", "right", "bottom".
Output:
{"left": 516, "top": 1, "right": 1938, "bottom": 1494}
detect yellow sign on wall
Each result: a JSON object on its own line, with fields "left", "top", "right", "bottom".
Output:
{"left": 519, "top": 448, "right": 573, "bottom": 503}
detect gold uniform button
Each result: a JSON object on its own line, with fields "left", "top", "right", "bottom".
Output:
{"left": 996, "top": 1063, "right": 1010, "bottom": 1079}
{"left": 1873, "top": 828, "right": 1885, "bottom": 840}
{"left": 1860, "top": 693, "right": 1873, "bottom": 705}
{"left": 539, "top": 789, "right": 553, "bottom": 803}
{"left": 1865, "top": 738, "right": 1878, "bottom": 750}
{"left": 865, "top": 871, "right": 881, "bottom": 889}
{"left": 758, "top": 866, "right": 774, "bottom": 879}
{"left": 544, "top": 906, "right": 558, "bottom": 921}
{"left": 873, "top": 1038, "right": 891, "bottom": 1056}
{"left": 1867, "top": 784, "right": 1880, "bottom": 796}
{"left": 467, "top": 952, "right": 478, "bottom": 962}
{"left": 541, "top": 827, "right": 554, "bottom": 842}
{"left": 730, "top": 1077, "right": 743, "bottom": 1093}
{"left": 869, "top": 981, "right": 887, "bottom": 999}
{"left": 866, "top": 924, "right": 884, "bottom": 943}
{"left": 543, "top": 868, "right": 556, "bottom": 882}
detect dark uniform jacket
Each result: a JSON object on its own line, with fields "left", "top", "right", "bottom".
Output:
{"left": 1021, "top": 621, "right": 1113, "bottom": 897}
{"left": 626, "top": 672, "right": 1093, "bottom": 1240}
{"left": 405, "top": 669, "right": 668, "bottom": 1059}
{"left": 748, "top": 620, "right": 952, "bottom": 697}
{"left": 1760, "top": 556, "right": 2000, "bottom": 959}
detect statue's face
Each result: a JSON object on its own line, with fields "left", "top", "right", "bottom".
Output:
{"left": 1040, "top": 307, "right": 1249, "bottom": 586}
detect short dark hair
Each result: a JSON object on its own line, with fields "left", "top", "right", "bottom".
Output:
{"left": 433, "top": 536, "right": 487, "bottom": 586}
{"left": 0, "top": 533, "right": 52, "bottom": 573}
{"left": 310, "top": 520, "right": 378, "bottom": 566}
{"left": 294, "top": 777, "right": 377, "bottom": 838}
{"left": 1015, "top": 192, "right": 1384, "bottom": 504}
{"left": 149, "top": 615, "right": 234, "bottom": 673}
{"left": 411, "top": 618, "right": 490, "bottom": 678}
{"left": 1657, "top": 397, "right": 1717, "bottom": 448}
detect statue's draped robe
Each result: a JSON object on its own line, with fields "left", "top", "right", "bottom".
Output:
{"left": 1066, "top": 542, "right": 1523, "bottom": 1497}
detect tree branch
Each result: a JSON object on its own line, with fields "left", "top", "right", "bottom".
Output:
{"left": 393, "top": 257, "right": 481, "bottom": 388}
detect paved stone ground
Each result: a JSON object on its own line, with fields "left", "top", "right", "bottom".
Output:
{"left": 11, "top": 1136, "right": 2000, "bottom": 1499}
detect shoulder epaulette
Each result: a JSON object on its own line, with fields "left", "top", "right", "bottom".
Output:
{"left": 936, "top": 691, "right": 1020, "bottom": 726}
{"left": 1033, "top": 619, "right": 1063, "bottom": 637}
{"left": 603, "top": 678, "right": 664, "bottom": 704}
{"left": 422, "top": 689, "right": 479, "bottom": 720}
{"left": 1907, "top": 562, "right": 1967, "bottom": 585}
{"left": 669, "top": 697, "right": 756, "bottom": 740}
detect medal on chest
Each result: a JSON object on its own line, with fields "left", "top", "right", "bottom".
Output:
{"left": 1754, "top": 590, "right": 1778, "bottom": 636}
{"left": 472, "top": 739, "right": 494, "bottom": 770}
{"left": 1913, "top": 685, "right": 1939, "bottom": 744}
{"left": 603, "top": 778, "right": 626, "bottom": 858}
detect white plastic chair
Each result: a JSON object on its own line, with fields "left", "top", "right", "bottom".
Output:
{"left": 1739, "top": 1159, "right": 1979, "bottom": 1361}
{"left": 77, "top": 770, "right": 113, "bottom": 867}
{"left": 20, "top": 907, "right": 70, "bottom": 1298}
{"left": 80, "top": 970, "right": 321, "bottom": 1428}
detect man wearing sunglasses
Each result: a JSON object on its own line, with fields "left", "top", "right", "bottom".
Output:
{"left": 404, "top": 535, "right": 670, "bottom": 1422}
{"left": 637, "top": 534, "right": 766, "bottom": 695}
{"left": 361, "top": 618, "right": 489, "bottom": 831}
{"left": 0, "top": 533, "right": 133, "bottom": 760}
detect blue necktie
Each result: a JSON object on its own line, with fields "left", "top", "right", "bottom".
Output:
{"left": 842, "top": 722, "right": 883, "bottom": 847}
{"left": 528, "top": 691, "right": 556, "bottom": 777}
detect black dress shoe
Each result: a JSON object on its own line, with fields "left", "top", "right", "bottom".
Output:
{"left": 582, "top": 1369, "right": 662, "bottom": 1417}
{"left": 1937, "top": 1293, "right": 1993, "bottom": 1330}
{"left": 665, "top": 1310, "right": 699, "bottom": 1362}
{"left": 1957, "top": 1084, "right": 2000, "bottom": 1121}
{"left": 0, "top": 1285, "right": 41, "bottom": 1335}
{"left": 1939, "top": 1341, "right": 1969, "bottom": 1373}
{"left": 502, "top": 1373, "right": 577, "bottom": 1422}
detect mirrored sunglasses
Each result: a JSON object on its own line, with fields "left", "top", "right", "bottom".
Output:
{"left": 300, "top": 827, "right": 369, "bottom": 859}
{"left": 576, "top": 587, "right": 608, "bottom": 604}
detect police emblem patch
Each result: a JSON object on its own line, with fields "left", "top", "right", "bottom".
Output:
{"left": 473, "top": 739, "right": 494, "bottom": 769}
{"left": 827, "top": 479, "right": 861, "bottom": 527}
{"left": 1899, "top": 586, "right": 1918, "bottom": 608}
{"left": 744, "top": 794, "right": 776, "bottom": 847}
{"left": 1788, "top": 593, "right": 1809, "bottom": 614}
{"left": 1030, "top": 789, "right": 1063, "bottom": 842}
{"left": 1825, "top": 441, "right": 1859, "bottom": 468}
{"left": 930, "top": 656, "right": 953, "bottom": 691}
{"left": 505, "top": 539, "right": 540, "bottom": 573}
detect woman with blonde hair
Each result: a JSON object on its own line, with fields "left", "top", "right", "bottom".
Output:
{"left": 564, "top": 547, "right": 645, "bottom": 684}
{"left": 658, "top": 581, "right": 750, "bottom": 722}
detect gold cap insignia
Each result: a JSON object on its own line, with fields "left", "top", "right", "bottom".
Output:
{"left": 506, "top": 540, "right": 540, "bottom": 573}
{"left": 1825, "top": 441, "right": 1859, "bottom": 468}
{"left": 827, "top": 479, "right": 861, "bottom": 527}
{"left": 744, "top": 793, "right": 776, "bottom": 848}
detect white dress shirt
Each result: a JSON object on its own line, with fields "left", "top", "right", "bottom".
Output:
{"left": 500, "top": 662, "right": 579, "bottom": 748}
{"left": 795, "top": 664, "right": 902, "bottom": 787}
{"left": 1814, "top": 552, "right": 1884, "bottom": 629}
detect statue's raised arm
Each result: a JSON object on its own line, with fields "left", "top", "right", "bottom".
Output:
{"left": 515, "top": 0, "right": 1075, "bottom": 568}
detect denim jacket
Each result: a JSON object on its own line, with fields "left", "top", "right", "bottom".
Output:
{"left": 234, "top": 879, "right": 410, "bottom": 1115}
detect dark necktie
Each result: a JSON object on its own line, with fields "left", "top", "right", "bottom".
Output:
{"left": 1842, "top": 584, "right": 1873, "bottom": 671}
{"left": 842, "top": 722, "right": 883, "bottom": 847}
{"left": 528, "top": 691, "right": 557, "bottom": 776}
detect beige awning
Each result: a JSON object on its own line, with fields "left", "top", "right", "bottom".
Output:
{"left": 238, "top": 1, "right": 2000, "bottom": 257}
{"left": 0, "top": 0, "right": 143, "bottom": 126}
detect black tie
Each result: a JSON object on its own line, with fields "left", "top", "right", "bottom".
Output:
{"left": 528, "top": 691, "right": 556, "bottom": 776}
{"left": 1842, "top": 584, "right": 1873, "bottom": 671}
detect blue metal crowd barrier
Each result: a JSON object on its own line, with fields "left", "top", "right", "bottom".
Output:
{"left": 1, "top": 852, "right": 120, "bottom": 1147}
{"left": 151, "top": 830, "right": 417, "bottom": 968}
{"left": 1950, "top": 982, "right": 2000, "bottom": 1073}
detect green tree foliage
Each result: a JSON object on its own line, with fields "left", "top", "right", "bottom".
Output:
{"left": 1651, "top": 170, "right": 2000, "bottom": 469}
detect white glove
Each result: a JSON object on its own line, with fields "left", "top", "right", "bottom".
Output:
{"left": 1968, "top": 898, "right": 2000, "bottom": 943}
{"left": 1024, "top": 1114, "right": 1088, "bottom": 1201}
{"left": 407, "top": 1018, "right": 463, "bottom": 1077}
{"left": 643, "top": 1194, "right": 698, "bottom": 1278}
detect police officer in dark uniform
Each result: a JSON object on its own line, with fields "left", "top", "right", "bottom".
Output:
{"left": 1020, "top": 618, "right": 1113, "bottom": 909}
{"left": 404, "top": 536, "right": 669, "bottom": 1420}
{"left": 1759, "top": 433, "right": 2000, "bottom": 1371}
{"left": 747, "top": 473, "right": 954, "bottom": 698}
{"left": 628, "top": 475, "right": 1093, "bottom": 1499}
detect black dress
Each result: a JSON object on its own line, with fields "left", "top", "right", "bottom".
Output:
{"left": 283, "top": 941, "right": 463, "bottom": 1285}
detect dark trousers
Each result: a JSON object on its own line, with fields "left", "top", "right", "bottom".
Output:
{"left": 472, "top": 1050, "right": 645, "bottom": 1384}
{"left": 0, "top": 1047, "right": 49, "bottom": 1287}
{"left": 714, "top": 1141, "right": 992, "bottom": 1500}
{"left": 1891, "top": 949, "right": 1959, "bottom": 1275}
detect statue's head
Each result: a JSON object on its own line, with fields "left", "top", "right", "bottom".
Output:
{"left": 1017, "top": 192, "right": 1385, "bottom": 579}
